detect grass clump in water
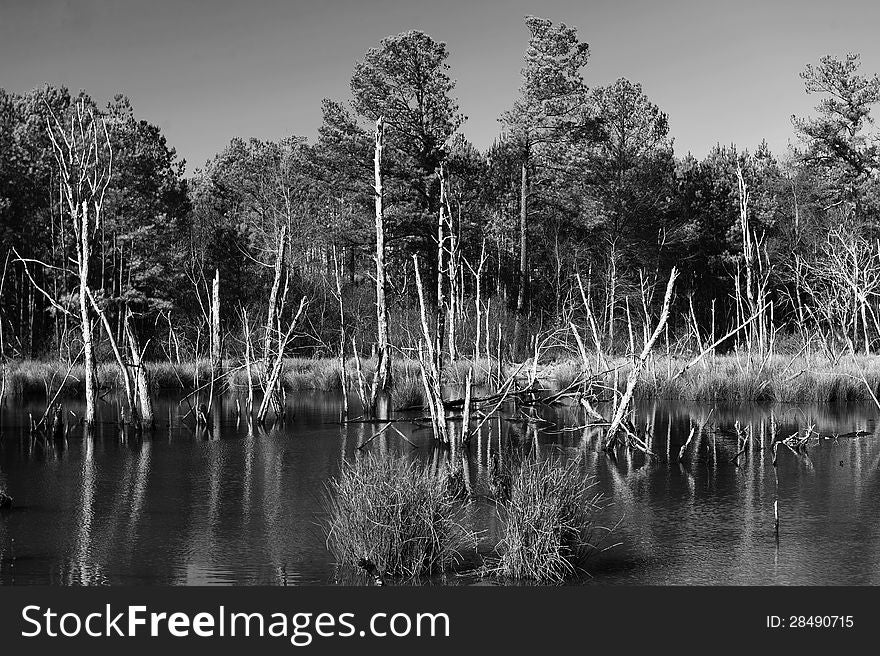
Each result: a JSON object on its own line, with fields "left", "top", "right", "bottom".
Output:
{"left": 390, "top": 372, "right": 426, "bottom": 410}
{"left": 497, "top": 457, "right": 604, "bottom": 583}
{"left": 324, "top": 455, "right": 477, "bottom": 580}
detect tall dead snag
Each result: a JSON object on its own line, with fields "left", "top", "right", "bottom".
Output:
{"left": 435, "top": 161, "right": 450, "bottom": 371}
{"left": 606, "top": 240, "right": 618, "bottom": 350}
{"left": 45, "top": 98, "right": 113, "bottom": 426}
{"left": 413, "top": 255, "right": 449, "bottom": 444}
{"left": 604, "top": 267, "right": 679, "bottom": 451}
{"left": 470, "top": 239, "right": 487, "bottom": 360}
{"left": 442, "top": 167, "right": 462, "bottom": 362}
{"left": 370, "top": 116, "right": 391, "bottom": 412}
{"left": 264, "top": 225, "right": 288, "bottom": 366}
{"left": 512, "top": 160, "right": 528, "bottom": 356}
{"left": 241, "top": 308, "right": 255, "bottom": 415}
{"left": 332, "top": 246, "right": 349, "bottom": 417}
{"left": 211, "top": 268, "right": 222, "bottom": 374}
{"left": 736, "top": 166, "right": 770, "bottom": 354}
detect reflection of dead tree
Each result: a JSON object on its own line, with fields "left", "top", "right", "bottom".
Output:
{"left": 604, "top": 267, "right": 678, "bottom": 451}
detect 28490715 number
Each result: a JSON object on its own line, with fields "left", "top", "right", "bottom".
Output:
{"left": 766, "top": 616, "right": 854, "bottom": 628}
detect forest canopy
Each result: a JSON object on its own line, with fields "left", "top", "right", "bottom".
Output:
{"left": 2, "top": 17, "right": 880, "bottom": 364}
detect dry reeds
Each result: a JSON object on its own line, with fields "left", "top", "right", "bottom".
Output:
{"left": 390, "top": 372, "right": 426, "bottom": 410}
{"left": 12, "top": 350, "right": 880, "bottom": 407}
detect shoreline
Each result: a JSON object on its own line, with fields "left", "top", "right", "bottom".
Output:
{"left": 4, "top": 353, "right": 880, "bottom": 407}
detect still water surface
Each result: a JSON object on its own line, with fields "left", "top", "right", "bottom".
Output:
{"left": 1, "top": 392, "right": 879, "bottom": 585}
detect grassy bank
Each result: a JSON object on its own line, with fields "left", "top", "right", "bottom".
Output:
{"left": 0, "top": 356, "right": 495, "bottom": 407}
{"left": 587, "top": 353, "right": 880, "bottom": 405}
{"left": 4, "top": 352, "right": 880, "bottom": 406}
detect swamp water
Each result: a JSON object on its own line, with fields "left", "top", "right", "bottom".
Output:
{"left": 1, "top": 392, "right": 880, "bottom": 585}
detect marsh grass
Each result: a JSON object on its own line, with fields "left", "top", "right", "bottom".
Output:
{"left": 622, "top": 354, "right": 880, "bottom": 404}
{"left": 323, "top": 455, "right": 478, "bottom": 580}
{"left": 390, "top": 371, "right": 425, "bottom": 410}
{"left": 544, "top": 360, "right": 584, "bottom": 390}
{"left": 530, "top": 353, "right": 880, "bottom": 405}
{"left": 496, "top": 457, "right": 604, "bottom": 583}
{"left": 147, "top": 360, "right": 213, "bottom": 389}
{"left": 7, "top": 352, "right": 880, "bottom": 406}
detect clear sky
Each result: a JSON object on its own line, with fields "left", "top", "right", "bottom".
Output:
{"left": 2, "top": 0, "right": 880, "bottom": 171}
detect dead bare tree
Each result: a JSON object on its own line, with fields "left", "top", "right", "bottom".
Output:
{"left": 257, "top": 297, "right": 307, "bottom": 424}
{"left": 85, "top": 287, "right": 135, "bottom": 421}
{"left": 604, "top": 266, "right": 678, "bottom": 451}
{"left": 464, "top": 238, "right": 488, "bottom": 360}
{"left": 331, "top": 246, "right": 349, "bottom": 417}
{"left": 124, "top": 310, "right": 153, "bottom": 426}
{"left": 512, "top": 160, "right": 529, "bottom": 356}
{"left": 413, "top": 254, "right": 449, "bottom": 444}
{"left": 264, "top": 225, "right": 288, "bottom": 366}
{"left": 735, "top": 166, "right": 771, "bottom": 355}
{"left": 44, "top": 98, "right": 113, "bottom": 426}
{"left": 370, "top": 116, "right": 392, "bottom": 412}
{"left": 241, "top": 307, "right": 255, "bottom": 416}
{"left": 436, "top": 162, "right": 447, "bottom": 372}
{"left": 211, "top": 268, "right": 221, "bottom": 374}
{"left": 799, "top": 225, "right": 880, "bottom": 357}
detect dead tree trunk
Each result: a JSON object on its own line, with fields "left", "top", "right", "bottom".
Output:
{"left": 413, "top": 255, "right": 449, "bottom": 444}
{"left": 86, "top": 287, "right": 135, "bottom": 421}
{"left": 370, "top": 117, "right": 391, "bottom": 412}
{"left": 45, "top": 99, "right": 112, "bottom": 426}
{"left": 606, "top": 239, "right": 618, "bottom": 351}
{"left": 124, "top": 311, "right": 153, "bottom": 426}
{"left": 332, "top": 246, "right": 349, "bottom": 417}
{"left": 444, "top": 174, "right": 459, "bottom": 362}
{"left": 512, "top": 159, "right": 528, "bottom": 357}
{"left": 435, "top": 162, "right": 448, "bottom": 372}
{"left": 78, "top": 221, "right": 99, "bottom": 424}
{"left": 604, "top": 267, "right": 679, "bottom": 451}
{"left": 242, "top": 308, "right": 255, "bottom": 415}
{"left": 264, "top": 225, "right": 288, "bottom": 366}
{"left": 211, "top": 268, "right": 221, "bottom": 374}
{"left": 257, "top": 297, "right": 306, "bottom": 424}
{"left": 473, "top": 239, "right": 487, "bottom": 360}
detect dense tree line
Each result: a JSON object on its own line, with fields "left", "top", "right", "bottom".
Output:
{"left": 3, "top": 17, "right": 880, "bottom": 363}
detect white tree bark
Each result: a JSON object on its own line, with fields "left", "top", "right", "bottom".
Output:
{"left": 370, "top": 117, "right": 391, "bottom": 412}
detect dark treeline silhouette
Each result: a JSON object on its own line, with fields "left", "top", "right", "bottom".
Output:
{"left": 3, "top": 17, "right": 880, "bottom": 367}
